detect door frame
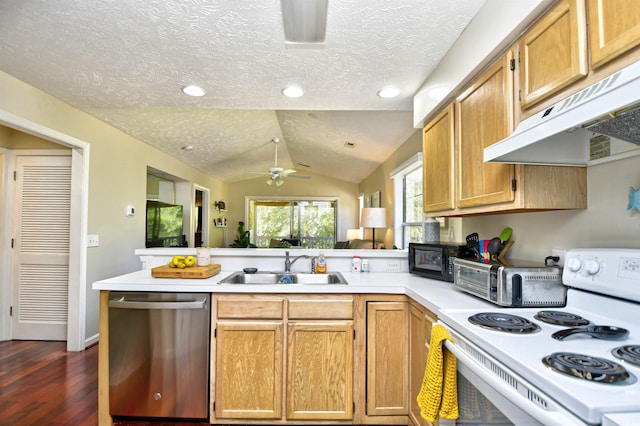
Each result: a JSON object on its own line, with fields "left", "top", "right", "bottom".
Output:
{"left": 0, "top": 109, "right": 89, "bottom": 351}
{"left": 194, "top": 184, "right": 210, "bottom": 247}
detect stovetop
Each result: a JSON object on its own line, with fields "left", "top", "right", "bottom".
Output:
{"left": 440, "top": 248, "right": 640, "bottom": 424}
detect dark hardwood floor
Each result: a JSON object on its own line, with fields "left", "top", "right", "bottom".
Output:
{"left": 0, "top": 341, "right": 207, "bottom": 426}
{"left": 0, "top": 340, "right": 98, "bottom": 425}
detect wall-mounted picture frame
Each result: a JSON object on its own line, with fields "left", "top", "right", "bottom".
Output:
{"left": 371, "top": 191, "right": 381, "bottom": 208}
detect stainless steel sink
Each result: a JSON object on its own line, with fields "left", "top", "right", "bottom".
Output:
{"left": 218, "top": 271, "right": 348, "bottom": 285}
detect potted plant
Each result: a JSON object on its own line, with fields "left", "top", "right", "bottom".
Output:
{"left": 230, "top": 221, "right": 254, "bottom": 248}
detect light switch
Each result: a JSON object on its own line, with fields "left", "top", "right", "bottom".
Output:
{"left": 87, "top": 235, "right": 99, "bottom": 247}
{"left": 125, "top": 205, "right": 135, "bottom": 217}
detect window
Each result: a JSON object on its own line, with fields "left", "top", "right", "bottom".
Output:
{"left": 247, "top": 197, "right": 337, "bottom": 249}
{"left": 391, "top": 153, "right": 424, "bottom": 249}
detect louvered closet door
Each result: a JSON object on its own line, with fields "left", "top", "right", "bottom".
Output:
{"left": 12, "top": 155, "right": 72, "bottom": 341}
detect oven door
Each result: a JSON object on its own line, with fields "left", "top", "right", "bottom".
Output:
{"left": 438, "top": 322, "right": 586, "bottom": 426}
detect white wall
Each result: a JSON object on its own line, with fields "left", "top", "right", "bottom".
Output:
{"left": 462, "top": 156, "right": 640, "bottom": 262}
{"left": 0, "top": 70, "right": 227, "bottom": 344}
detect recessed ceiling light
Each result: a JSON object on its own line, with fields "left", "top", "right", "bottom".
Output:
{"left": 377, "top": 87, "right": 400, "bottom": 98}
{"left": 181, "top": 85, "right": 206, "bottom": 97}
{"left": 282, "top": 86, "right": 304, "bottom": 98}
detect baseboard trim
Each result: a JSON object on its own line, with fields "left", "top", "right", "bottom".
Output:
{"left": 85, "top": 333, "right": 99, "bottom": 348}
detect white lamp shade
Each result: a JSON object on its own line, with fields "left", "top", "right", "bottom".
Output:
{"left": 361, "top": 208, "right": 387, "bottom": 228}
{"left": 346, "top": 228, "right": 362, "bottom": 240}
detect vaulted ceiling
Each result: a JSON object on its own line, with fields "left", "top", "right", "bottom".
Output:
{"left": 0, "top": 0, "right": 487, "bottom": 183}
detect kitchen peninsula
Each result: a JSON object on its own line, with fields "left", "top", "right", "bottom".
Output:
{"left": 93, "top": 248, "right": 491, "bottom": 426}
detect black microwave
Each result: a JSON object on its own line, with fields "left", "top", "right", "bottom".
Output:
{"left": 408, "top": 242, "right": 476, "bottom": 282}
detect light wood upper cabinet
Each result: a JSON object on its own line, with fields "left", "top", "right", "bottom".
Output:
{"left": 366, "top": 301, "right": 409, "bottom": 416}
{"left": 519, "top": 0, "right": 588, "bottom": 109}
{"left": 588, "top": 0, "right": 640, "bottom": 69}
{"left": 423, "top": 103, "right": 455, "bottom": 213}
{"left": 423, "top": 48, "right": 587, "bottom": 216}
{"left": 456, "top": 51, "right": 516, "bottom": 209}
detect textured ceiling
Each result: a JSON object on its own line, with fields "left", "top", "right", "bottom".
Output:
{"left": 0, "top": 0, "right": 485, "bottom": 183}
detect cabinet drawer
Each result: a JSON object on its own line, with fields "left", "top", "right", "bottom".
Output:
{"left": 216, "top": 295, "right": 284, "bottom": 319}
{"left": 288, "top": 295, "right": 353, "bottom": 319}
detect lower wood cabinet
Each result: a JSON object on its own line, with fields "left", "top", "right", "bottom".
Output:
{"left": 408, "top": 302, "right": 430, "bottom": 426}
{"left": 366, "top": 300, "right": 409, "bottom": 416}
{"left": 211, "top": 294, "right": 354, "bottom": 423}
{"left": 287, "top": 321, "right": 354, "bottom": 420}
{"left": 210, "top": 293, "right": 435, "bottom": 425}
{"left": 214, "top": 321, "right": 283, "bottom": 419}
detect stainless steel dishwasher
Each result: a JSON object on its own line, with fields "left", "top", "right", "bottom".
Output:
{"left": 108, "top": 292, "right": 210, "bottom": 420}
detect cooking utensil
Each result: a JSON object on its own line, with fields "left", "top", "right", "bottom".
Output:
{"left": 499, "top": 227, "right": 513, "bottom": 244}
{"left": 488, "top": 237, "right": 502, "bottom": 260}
{"left": 466, "top": 233, "right": 480, "bottom": 258}
{"left": 552, "top": 325, "right": 629, "bottom": 341}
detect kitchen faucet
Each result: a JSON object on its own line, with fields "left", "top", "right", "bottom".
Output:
{"left": 284, "top": 251, "right": 310, "bottom": 272}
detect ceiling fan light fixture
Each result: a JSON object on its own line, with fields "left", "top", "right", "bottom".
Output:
{"left": 281, "top": 0, "right": 328, "bottom": 46}
{"left": 377, "top": 87, "right": 400, "bottom": 98}
{"left": 282, "top": 86, "right": 304, "bottom": 98}
{"left": 181, "top": 85, "right": 206, "bottom": 97}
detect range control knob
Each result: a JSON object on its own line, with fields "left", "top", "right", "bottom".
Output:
{"left": 583, "top": 259, "right": 601, "bottom": 276}
{"left": 566, "top": 257, "right": 583, "bottom": 272}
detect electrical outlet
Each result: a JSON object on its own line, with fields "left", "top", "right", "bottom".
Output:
{"left": 87, "top": 234, "right": 99, "bottom": 247}
{"left": 385, "top": 261, "right": 401, "bottom": 271}
{"left": 552, "top": 248, "right": 567, "bottom": 266}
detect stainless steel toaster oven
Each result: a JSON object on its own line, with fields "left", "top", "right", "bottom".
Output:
{"left": 453, "top": 258, "right": 566, "bottom": 307}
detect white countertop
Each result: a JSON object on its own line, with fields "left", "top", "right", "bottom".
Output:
{"left": 92, "top": 269, "right": 493, "bottom": 315}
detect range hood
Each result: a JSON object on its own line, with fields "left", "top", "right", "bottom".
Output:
{"left": 484, "top": 59, "right": 640, "bottom": 165}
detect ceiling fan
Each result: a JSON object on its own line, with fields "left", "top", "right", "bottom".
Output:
{"left": 251, "top": 138, "right": 311, "bottom": 186}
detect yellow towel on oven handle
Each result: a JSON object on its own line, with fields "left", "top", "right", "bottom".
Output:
{"left": 417, "top": 323, "right": 458, "bottom": 422}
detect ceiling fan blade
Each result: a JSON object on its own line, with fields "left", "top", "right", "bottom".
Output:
{"left": 288, "top": 174, "right": 311, "bottom": 179}
{"left": 281, "top": 168, "right": 297, "bottom": 175}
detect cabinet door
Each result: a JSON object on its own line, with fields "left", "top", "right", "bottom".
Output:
{"left": 589, "top": 0, "right": 640, "bottom": 68}
{"left": 423, "top": 103, "right": 455, "bottom": 213}
{"left": 408, "top": 304, "right": 428, "bottom": 426}
{"left": 519, "top": 0, "right": 587, "bottom": 109}
{"left": 214, "top": 321, "right": 283, "bottom": 419}
{"left": 286, "top": 321, "right": 354, "bottom": 420}
{"left": 456, "top": 52, "right": 515, "bottom": 208}
{"left": 366, "top": 301, "right": 409, "bottom": 416}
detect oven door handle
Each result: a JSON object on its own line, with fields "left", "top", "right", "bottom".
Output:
{"left": 443, "top": 339, "right": 586, "bottom": 426}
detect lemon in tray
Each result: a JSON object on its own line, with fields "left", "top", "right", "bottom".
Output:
{"left": 169, "top": 255, "right": 197, "bottom": 268}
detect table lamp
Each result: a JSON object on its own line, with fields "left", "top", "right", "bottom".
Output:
{"left": 360, "top": 208, "right": 387, "bottom": 249}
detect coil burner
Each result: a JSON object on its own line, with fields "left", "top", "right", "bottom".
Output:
{"left": 612, "top": 345, "right": 640, "bottom": 367}
{"left": 534, "top": 310, "right": 590, "bottom": 327}
{"left": 468, "top": 312, "right": 541, "bottom": 334}
{"left": 542, "top": 352, "right": 635, "bottom": 384}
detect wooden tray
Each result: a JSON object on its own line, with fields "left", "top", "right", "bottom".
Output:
{"left": 151, "top": 263, "right": 221, "bottom": 279}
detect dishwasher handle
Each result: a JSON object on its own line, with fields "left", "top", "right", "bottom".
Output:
{"left": 109, "top": 297, "right": 208, "bottom": 310}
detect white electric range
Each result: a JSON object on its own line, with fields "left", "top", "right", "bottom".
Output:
{"left": 438, "top": 248, "right": 640, "bottom": 426}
